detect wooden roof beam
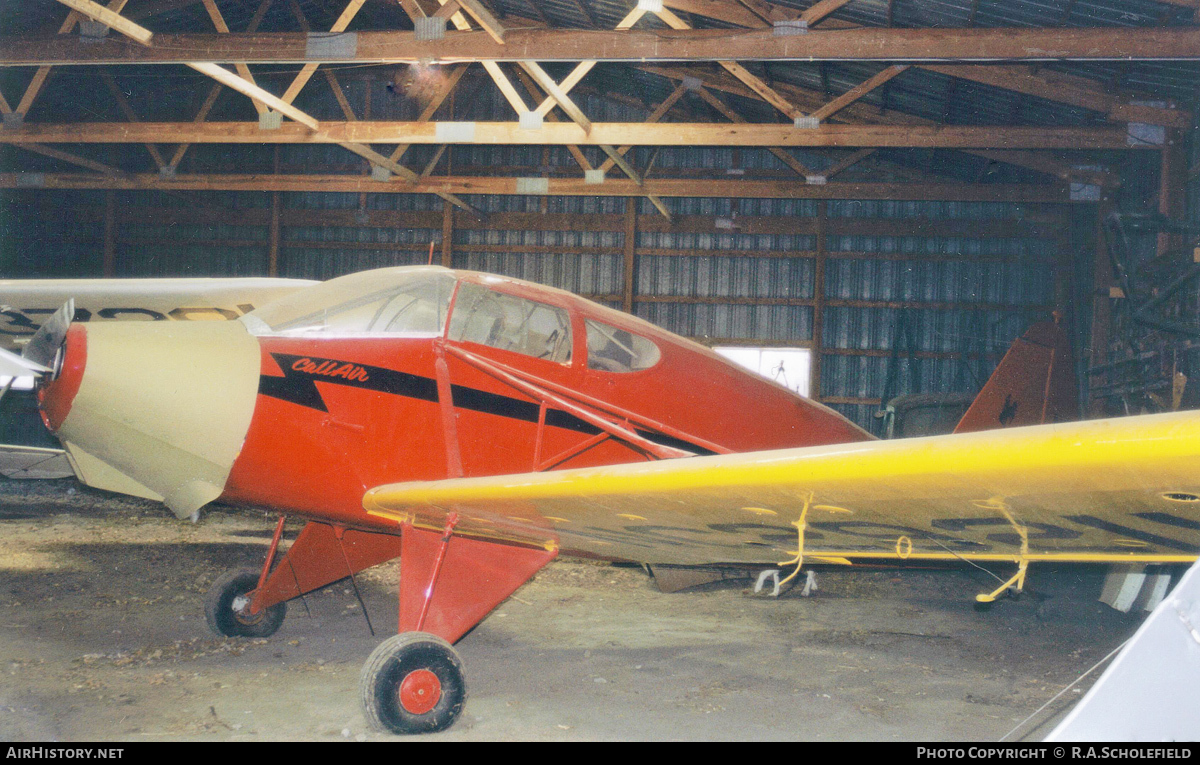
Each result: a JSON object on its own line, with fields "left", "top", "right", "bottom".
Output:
{"left": 425, "top": 0, "right": 653, "bottom": 208}
{"left": 55, "top": 0, "right": 477, "bottom": 214}
{"left": 100, "top": 72, "right": 168, "bottom": 170}
{"left": 166, "top": 81, "right": 224, "bottom": 170}
{"left": 653, "top": 6, "right": 806, "bottom": 122}
{"left": 810, "top": 65, "right": 908, "bottom": 122}
{"left": 200, "top": 0, "right": 266, "bottom": 115}
{"left": 9, "top": 25, "right": 1200, "bottom": 65}
{"left": 801, "top": 0, "right": 856, "bottom": 26}
{"left": 515, "top": 60, "right": 669, "bottom": 216}
{"left": 512, "top": 67, "right": 594, "bottom": 173}
{"left": 598, "top": 82, "right": 689, "bottom": 175}
{"left": 660, "top": 0, "right": 1190, "bottom": 127}
{"left": 0, "top": 172, "right": 1075, "bottom": 202}
{"left": 0, "top": 121, "right": 1148, "bottom": 150}
{"left": 518, "top": 61, "right": 591, "bottom": 132}
{"left": 455, "top": 0, "right": 506, "bottom": 43}
{"left": 822, "top": 147, "right": 876, "bottom": 180}
{"left": 53, "top": 0, "right": 318, "bottom": 127}
{"left": 639, "top": 64, "right": 1118, "bottom": 185}
{"left": 568, "top": 0, "right": 598, "bottom": 28}
{"left": 922, "top": 64, "right": 1190, "bottom": 128}
{"left": 168, "top": 0, "right": 273, "bottom": 171}
{"left": 13, "top": 0, "right": 129, "bottom": 121}
{"left": 187, "top": 62, "right": 319, "bottom": 128}
{"left": 530, "top": 8, "right": 647, "bottom": 119}
{"left": 690, "top": 85, "right": 816, "bottom": 177}
{"left": 388, "top": 63, "right": 469, "bottom": 165}
{"left": 14, "top": 143, "right": 127, "bottom": 177}
{"left": 417, "top": 0, "right": 528, "bottom": 123}
{"left": 279, "top": 0, "right": 367, "bottom": 104}
{"left": 54, "top": 0, "right": 149, "bottom": 42}
{"left": 510, "top": 68, "right": 669, "bottom": 218}
{"left": 323, "top": 69, "right": 358, "bottom": 121}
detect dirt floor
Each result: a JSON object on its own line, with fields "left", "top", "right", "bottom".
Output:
{"left": 0, "top": 479, "right": 1154, "bottom": 742}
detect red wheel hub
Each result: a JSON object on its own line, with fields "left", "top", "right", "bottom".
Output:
{"left": 398, "top": 669, "right": 442, "bottom": 715}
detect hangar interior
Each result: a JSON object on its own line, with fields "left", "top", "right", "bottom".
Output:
{"left": 5, "top": 0, "right": 1200, "bottom": 742}
{"left": 0, "top": 0, "right": 1198, "bottom": 431}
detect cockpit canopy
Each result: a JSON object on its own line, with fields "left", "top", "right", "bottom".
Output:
{"left": 242, "top": 266, "right": 661, "bottom": 373}
{"left": 241, "top": 267, "right": 455, "bottom": 337}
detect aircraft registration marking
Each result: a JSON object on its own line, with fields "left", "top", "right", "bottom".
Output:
{"left": 378, "top": 499, "right": 1200, "bottom": 567}
{"left": 546, "top": 508, "right": 1200, "bottom": 563}
{"left": 0, "top": 306, "right": 246, "bottom": 339}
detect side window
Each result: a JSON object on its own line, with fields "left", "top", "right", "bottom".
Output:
{"left": 448, "top": 282, "right": 573, "bottom": 363}
{"left": 369, "top": 277, "right": 454, "bottom": 334}
{"left": 586, "top": 320, "right": 661, "bottom": 373}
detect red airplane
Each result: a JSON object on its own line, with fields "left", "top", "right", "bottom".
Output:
{"left": 6, "top": 265, "right": 1199, "bottom": 735}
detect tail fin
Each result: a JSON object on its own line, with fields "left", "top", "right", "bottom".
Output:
{"left": 953, "top": 315, "right": 1078, "bottom": 434}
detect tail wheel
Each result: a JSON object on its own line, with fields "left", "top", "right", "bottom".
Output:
{"left": 360, "top": 632, "right": 467, "bottom": 734}
{"left": 204, "top": 569, "right": 286, "bottom": 638}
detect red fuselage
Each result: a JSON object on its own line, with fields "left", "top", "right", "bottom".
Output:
{"left": 38, "top": 268, "right": 871, "bottom": 543}
{"left": 221, "top": 272, "right": 871, "bottom": 539}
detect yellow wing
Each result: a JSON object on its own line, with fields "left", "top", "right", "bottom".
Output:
{"left": 363, "top": 411, "right": 1200, "bottom": 567}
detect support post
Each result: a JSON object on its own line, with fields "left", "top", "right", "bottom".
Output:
{"left": 269, "top": 191, "right": 280, "bottom": 276}
{"left": 1089, "top": 201, "right": 1114, "bottom": 415}
{"left": 441, "top": 201, "right": 453, "bottom": 267}
{"left": 811, "top": 199, "right": 827, "bottom": 400}
{"left": 269, "top": 145, "right": 281, "bottom": 276}
{"left": 102, "top": 189, "right": 116, "bottom": 277}
{"left": 623, "top": 196, "right": 637, "bottom": 314}
{"left": 1158, "top": 129, "right": 1185, "bottom": 257}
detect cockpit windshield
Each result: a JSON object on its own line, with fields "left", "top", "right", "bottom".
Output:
{"left": 241, "top": 266, "right": 456, "bottom": 336}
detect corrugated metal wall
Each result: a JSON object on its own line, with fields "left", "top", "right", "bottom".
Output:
{"left": 0, "top": 69, "right": 1073, "bottom": 435}
{"left": 4, "top": 187, "right": 1068, "bottom": 434}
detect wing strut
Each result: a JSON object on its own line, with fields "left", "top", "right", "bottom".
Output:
{"left": 974, "top": 501, "right": 1031, "bottom": 604}
{"left": 444, "top": 343, "right": 731, "bottom": 464}
{"left": 773, "top": 493, "right": 855, "bottom": 592}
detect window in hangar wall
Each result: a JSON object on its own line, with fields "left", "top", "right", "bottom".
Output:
{"left": 713, "top": 347, "right": 811, "bottom": 398}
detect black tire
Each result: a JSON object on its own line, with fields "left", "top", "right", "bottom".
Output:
{"left": 360, "top": 632, "right": 467, "bottom": 735}
{"left": 204, "top": 569, "right": 286, "bottom": 638}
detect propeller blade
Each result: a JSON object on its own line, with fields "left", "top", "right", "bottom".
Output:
{"left": 22, "top": 299, "right": 74, "bottom": 373}
{"left": 0, "top": 346, "right": 50, "bottom": 378}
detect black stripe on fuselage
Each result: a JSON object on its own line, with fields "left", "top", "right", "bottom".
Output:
{"left": 445, "top": 384, "right": 599, "bottom": 435}
{"left": 259, "top": 353, "right": 716, "bottom": 453}
{"left": 259, "top": 353, "right": 437, "bottom": 413}
{"left": 260, "top": 352, "right": 609, "bottom": 436}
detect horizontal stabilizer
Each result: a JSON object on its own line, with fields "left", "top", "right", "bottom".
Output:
{"left": 0, "top": 445, "right": 72, "bottom": 480}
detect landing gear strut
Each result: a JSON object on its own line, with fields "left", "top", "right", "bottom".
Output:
{"left": 360, "top": 632, "right": 467, "bottom": 734}
{"left": 205, "top": 515, "right": 290, "bottom": 639}
{"left": 357, "top": 515, "right": 557, "bottom": 734}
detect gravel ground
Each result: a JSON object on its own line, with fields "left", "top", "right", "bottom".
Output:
{"left": 0, "top": 479, "right": 1149, "bottom": 741}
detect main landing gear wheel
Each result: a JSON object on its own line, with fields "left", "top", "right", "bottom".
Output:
{"left": 204, "top": 569, "right": 286, "bottom": 638}
{"left": 360, "top": 632, "right": 467, "bottom": 735}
